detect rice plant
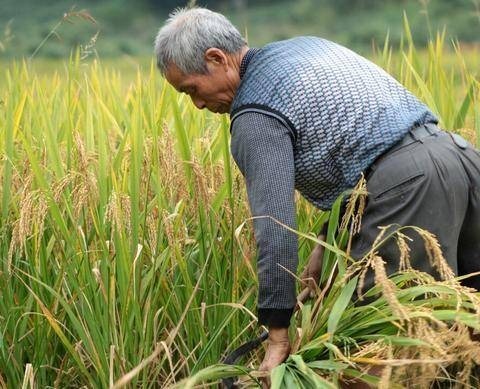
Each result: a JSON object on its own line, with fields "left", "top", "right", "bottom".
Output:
{"left": 0, "top": 20, "right": 479, "bottom": 389}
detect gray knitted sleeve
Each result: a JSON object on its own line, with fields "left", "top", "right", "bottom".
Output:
{"left": 230, "top": 111, "right": 298, "bottom": 327}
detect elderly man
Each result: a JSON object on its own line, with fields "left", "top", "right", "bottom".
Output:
{"left": 154, "top": 7, "right": 480, "bottom": 378}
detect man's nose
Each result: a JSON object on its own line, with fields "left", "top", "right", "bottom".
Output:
{"left": 192, "top": 97, "right": 206, "bottom": 109}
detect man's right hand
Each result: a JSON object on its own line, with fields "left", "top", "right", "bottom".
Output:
{"left": 258, "top": 327, "right": 291, "bottom": 388}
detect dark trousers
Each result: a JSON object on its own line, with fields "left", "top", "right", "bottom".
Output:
{"left": 350, "top": 123, "right": 480, "bottom": 292}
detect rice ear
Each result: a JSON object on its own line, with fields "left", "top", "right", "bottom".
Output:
{"left": 341, "top": 174, "right": 368, "bottom": 236}
{"left": 413, "top": 227, "right": 455, "bottom": 281}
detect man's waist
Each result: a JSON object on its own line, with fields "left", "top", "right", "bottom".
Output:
{"left": 391, "top": 122, "right": 441, "bottom": 151}
{"left": 366, "top": 122, "right": 441, "bottom": 179}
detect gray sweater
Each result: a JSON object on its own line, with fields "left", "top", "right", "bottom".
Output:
{"left": 231, "top": 112, "right": 297, "bottom": 328}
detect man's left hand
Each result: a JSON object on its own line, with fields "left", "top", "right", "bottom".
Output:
{"left": 258, "top": 327, "right": 291, "bottom": 388}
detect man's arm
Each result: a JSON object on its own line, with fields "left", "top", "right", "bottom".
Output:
{"left": 230, "top": 111, "right": 298, "bottom": 329}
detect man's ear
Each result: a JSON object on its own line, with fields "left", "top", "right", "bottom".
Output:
{"left": 204, "top": 48, "right": 228, "bottom": 68}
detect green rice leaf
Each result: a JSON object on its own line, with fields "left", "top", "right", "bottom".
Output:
{"left": 327, "top": 276, "right": 358, "bottom": 339}
{"left": 271, "top": 363, "right": 286, "bottom": 389}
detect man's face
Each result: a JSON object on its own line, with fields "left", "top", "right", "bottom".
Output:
{"left": 164, "top": 49, "right": 239, "bottom": 114}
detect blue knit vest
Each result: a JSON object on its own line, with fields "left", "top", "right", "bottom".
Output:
{"left": 230, "top": 37, "right": 438, "bottom": 209}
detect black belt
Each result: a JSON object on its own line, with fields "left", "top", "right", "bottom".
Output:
{"left": 390, "top": 122, "right": 441, "bottom": 152}
{"left": 366, "top": 122, "right": 441, "bottom": 179}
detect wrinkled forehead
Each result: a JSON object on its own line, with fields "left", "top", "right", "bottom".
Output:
{"left": 164, "top": 63, "right": 186, "bottom": 88}
{"left": 164, "top": 63, "right": 203, "bottom": 95}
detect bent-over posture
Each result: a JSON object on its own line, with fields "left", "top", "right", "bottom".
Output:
{"left": 154, "top": 6, "right": 480, "bottom": 379}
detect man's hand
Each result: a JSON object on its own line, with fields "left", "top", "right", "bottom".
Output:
{"left": 257, "top": 235, "right": 325, "bottom": 387}
{"left": 299, "top": 234, "right": 325, "bottom": 294}
{"left": 258, "top": 327, "right": 291, "bottom": 388}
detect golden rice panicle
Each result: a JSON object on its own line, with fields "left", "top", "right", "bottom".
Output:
{"left": 105, "top": 191, "right": 132, "bottom": 235}
{"left": 72, "top": 132, "right": 99, "bottom": 218}
{"left": 449, "top": 324, "right": 480, "bottom": 386}
{"left": 395, "top": 318, "right": 480, "bottom": 387}
{"left": 340, "top": 174, "right": 367, "bottom": 235}
{"left": 350, "top": 341, "right": 396, "bottom": 387}
{"left": 157, "top": 123, "right": 188, "bottom": 203}
{"left": 9, "top": 158, "right": 32, "bottom": 201}
{"left": 52, "top": 172, "right": 75, "bottom": 203}
{"left": 8, "top": 188, "right": 48, "bottom": 273}
{"left": 189, "top": 157, "right": 209, "bottom": 208}
{"left": 146, "top": 208, "right": 159, "bottom": 256}
{"left": 407, "top": 316, "right": 449, "bottom": 357}
{"left": 74, "top": 132, "right": 91, "bottom": 173}
{"left": 161, "top": 209, "right": 176, "bottom": 249}
{"left": 396, "top": 231, "right": 412, "bottom": 272}
{"left": 402, "top": 317, "right": 445, "bottom": 386}
{"left": 355, "top": 226, "right": 387, "bottom": 299}
{"left": 372, "top": 254, "right": 410, "bottom": 322}
{"left": 414, "top": 227, "right": 455, "bottom": 281}
{"left": 355, "top": 258, "right": 371, "bottom": 300}
{"left": 353, "top": 339, "right": 388, "bottom": 360}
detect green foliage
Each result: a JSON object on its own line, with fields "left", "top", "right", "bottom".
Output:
{"left": 0, "top": 15, "right": 479, "bottom": 388}
{"left": 0, "top": 57, "right": 258, "bottom": 386}
{"left": 0, "top": 0, "right": 480, "bottom": 59}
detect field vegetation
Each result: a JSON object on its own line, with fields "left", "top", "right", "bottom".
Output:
{"left": 0, "top": 12, "right": 480, "bottom": 389}
{"left": 1, "top": 0, "right": 480, "bottom": 58}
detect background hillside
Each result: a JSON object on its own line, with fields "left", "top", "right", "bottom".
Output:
{"left": 0, "top": 0, "right": 479, "bottom": 60}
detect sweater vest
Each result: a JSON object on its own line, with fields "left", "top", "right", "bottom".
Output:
{"left": 230, "top": 36, "right": 438, "bottom": 209}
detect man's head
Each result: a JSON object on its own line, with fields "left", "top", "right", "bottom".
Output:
{"left": 154, "top": 7, "right": 248, "bottom": 114}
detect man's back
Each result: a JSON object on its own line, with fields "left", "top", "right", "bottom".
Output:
{"left": 231, "top": 36, "right": 438, "bottom": 209}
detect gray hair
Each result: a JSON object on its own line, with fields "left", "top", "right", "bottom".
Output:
{"left": 154, "top": 7, "right": 247, "bottom": 75}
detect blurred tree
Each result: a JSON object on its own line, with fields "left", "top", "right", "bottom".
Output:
{"left": 331, "top": 0, "right": 409, "bottom": 13}
{"left": 141, "top": 0, "right": 264, "bottom": 13}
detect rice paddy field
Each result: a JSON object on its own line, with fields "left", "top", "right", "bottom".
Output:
{"left": 1, "top": 22, "right": 480, "bottom": 388}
